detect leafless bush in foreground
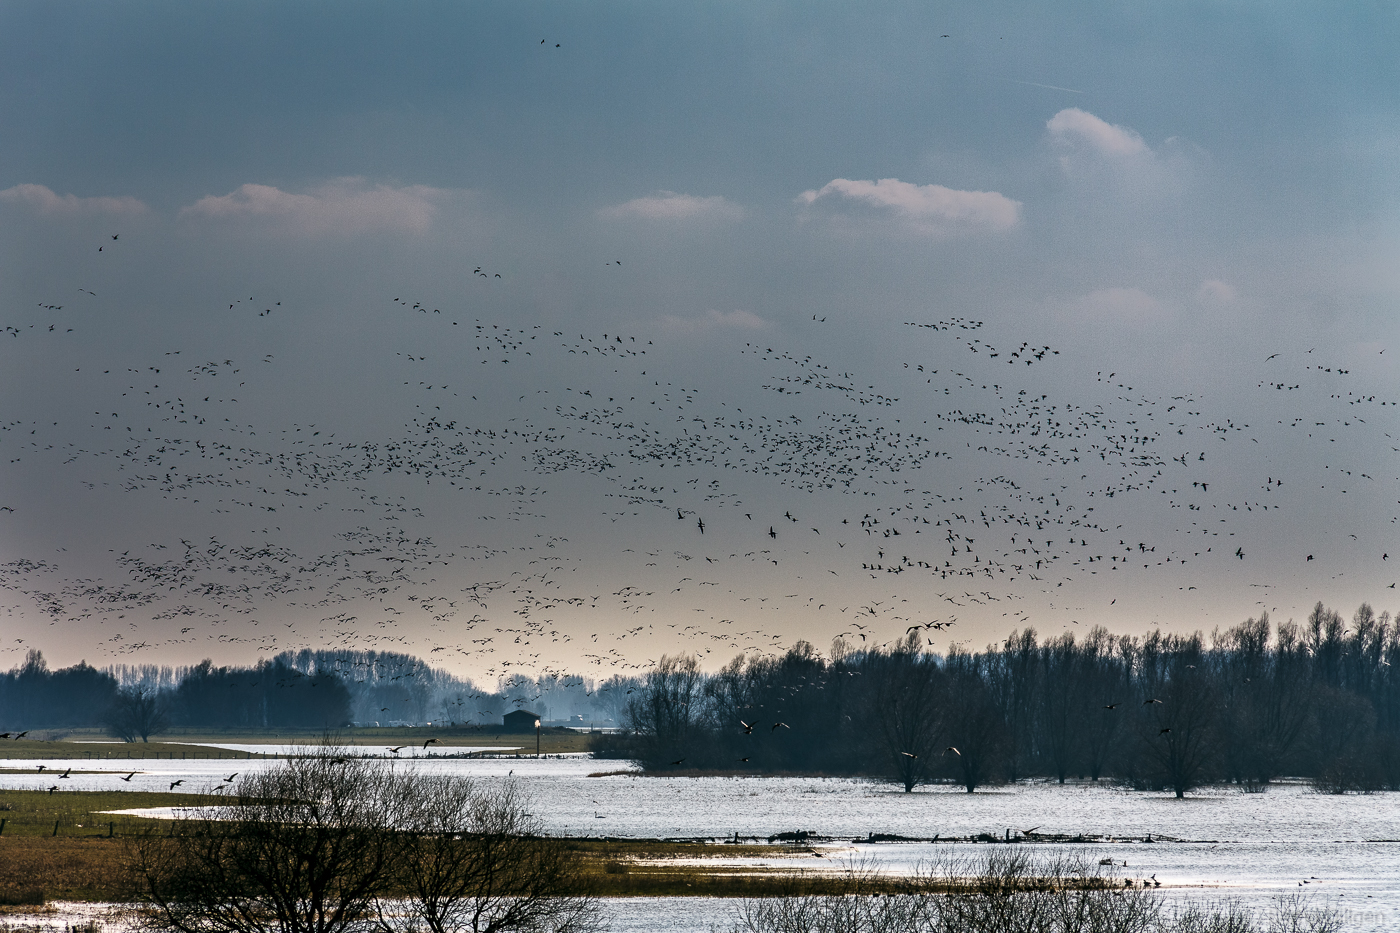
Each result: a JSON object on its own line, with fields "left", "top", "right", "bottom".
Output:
{"left": 731, "top": 851, "right": 1343, "bottom": 933}
{"left": 127, "top": 745, "right": 599, "bottom": 933}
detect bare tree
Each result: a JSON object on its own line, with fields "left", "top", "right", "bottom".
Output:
{"left": 623, "top": 653, "right": 707, "bottom": 768}
{"left": 393, "top": 776, "right": 599, "bottom": 933}
{"left": 1038, "top": 634, "right": 1085, "bottom": 784}
{"left": 870, "top": 635, "right": 944, "bottom": 792}
{"left": 942, "top": 653, "right": 1006, "bottom": 793}
{"left": 985, "top": 628, "right": 1039, "bottom": 782}
{"left": 1081, "top": 628, "right": 1129, "bottom": 782}
{"left": 130, "top": 749, "right": 403, "bottom": 933}
{"left": 1138, "top": 658, "right": 1219, "bottom": 798}
{"left": 105, "top": 686, "right": 170, "bottom": 743}
{"left": 128, "top": 746, "right": 599, "bottom": 933}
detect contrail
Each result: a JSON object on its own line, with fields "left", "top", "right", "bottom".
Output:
{"left": 1004, "top": 78, "right": 1083, "bottom": 94}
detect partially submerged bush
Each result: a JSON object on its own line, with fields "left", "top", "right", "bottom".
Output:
{"left": 731, "top": 851, "right": 1342, "bottom": 933}
{"left": 126, "top": 745, "right": 600, "bottom": 933}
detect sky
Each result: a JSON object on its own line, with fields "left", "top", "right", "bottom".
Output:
{"left": 2, "top": 1, "right": 1398, "bottom": 681}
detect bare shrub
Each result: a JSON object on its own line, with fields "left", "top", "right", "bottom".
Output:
{"left": 129, "top": 750, "right": 404, "bottom": 933}
{"left": 391, "top": 776, "right": 599, "bottom": 933}
{"left": 730, "top": 852, "right": 1343, "bottom": 933}
{"left": 127, "top": 746, "right": 599, "bottom": 933}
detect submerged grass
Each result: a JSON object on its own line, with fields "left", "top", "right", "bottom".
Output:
{"left": 0, "top": 740, "right": 258, "bottom": 763}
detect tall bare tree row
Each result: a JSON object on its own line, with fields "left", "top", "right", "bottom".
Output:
{"left": 607, "top": 602, "right": 1400, "bottom": 794}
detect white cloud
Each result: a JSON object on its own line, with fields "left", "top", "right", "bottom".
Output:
{"left": 1198, "top": 279, "right": 1237, "bottom": 303}
{"left": 1047, "top": 109, "right": 1149, "bottom": 157}
{"left": 1077, "top": 287, "right": 1162, "bottom": 321}
{"left": 179, "top": 178, "right": 454, "bottom": 235}
{"left": 601, "top": 191, "right": 744, "bottom": 222}
{"left": 0, "top": 184, "right": 147, "bottom": 215}
{"left": 797, "top": 178, "right": 1021, "bottom": 232}
{"left": 660, "top": 309, "right": 770, "bottom": 332}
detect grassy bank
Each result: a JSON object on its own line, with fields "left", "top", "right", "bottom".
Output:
{"left": 0, "top": 833, "right": 937, "bottom": 904}
{"left": 0, "top": 729, "right": 596, "bottom": 759}
{"left": 0, "top": 790, "right": 194, "bottom": 904}
{"left": 0, "top": 788, "right": 890, "bottom": 903}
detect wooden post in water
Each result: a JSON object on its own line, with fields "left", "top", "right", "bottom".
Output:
{"left": 109, "top": 821, "right": 115, "bottom": 838}
{"left": 53, "top": 819, "right": 60, "bottom": 837}
{"left": 0, "top": 817, "right": 7, "bottom": 835}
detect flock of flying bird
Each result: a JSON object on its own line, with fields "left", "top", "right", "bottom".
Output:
{"left": 1, "top": 231, "right": 1397, "bottom": 682}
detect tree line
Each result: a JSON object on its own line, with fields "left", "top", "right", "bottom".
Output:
{"left": 599, "top": 602, "right": 1400, "bottom": 796}
{"left": 0, "top": 647, "right": 629, "bottom": 738}
{"left": 0, "top": 650, "right": 354, "bottom": 737}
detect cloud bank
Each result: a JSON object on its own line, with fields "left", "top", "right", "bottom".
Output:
{"left": 1076, "top": 286, "right": 1162, "bottom": 323}
{"left": 179, "top": 178, "right": 454, "bottom": 235}
{"left": 601, "top": 191, "right": 744, "bottom": 222}
{"left": 798, "top": 178, "right": 1021, "bottom": 233}
{"left": 1198, "top": 279, "right": 1237, "bottom": 303}
{"left": 659, "top": 309, "right": 770, "bottom": 332}
{"left": 0, "top": 184, "right": 147, "bottom": 216}
{"left": 1047, "top": 109, "right": 1149, "bottom": 157}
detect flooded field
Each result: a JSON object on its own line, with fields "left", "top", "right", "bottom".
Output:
{"left": 2, "top": 749, "right": 1397, "bottom": 931}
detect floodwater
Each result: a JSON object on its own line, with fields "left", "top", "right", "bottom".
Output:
{"left": 2, "top": 749, "right": 1396, "bottom": 932}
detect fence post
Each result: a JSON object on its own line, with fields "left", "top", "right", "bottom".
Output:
{"left": 109, "top": 821, "right": 115, "bottom": 838}
{"left": 0, "top": 817, "right": 7, "bottom": 835}
{"left": 53, "top": 819, "right": 60, "bottom": 837}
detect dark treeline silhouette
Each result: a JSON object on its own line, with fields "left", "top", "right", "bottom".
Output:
{"left": 598, "top": 602, "right": 1400, "bottom": 796}
{"left": 0, "top": 650, "right": 352, "bottom": 733}
{"left": 0, "top": 650, "right": 118, "bottom": 728}
{"left": 0, "top": 647, "right": 633, "bottom": 736}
